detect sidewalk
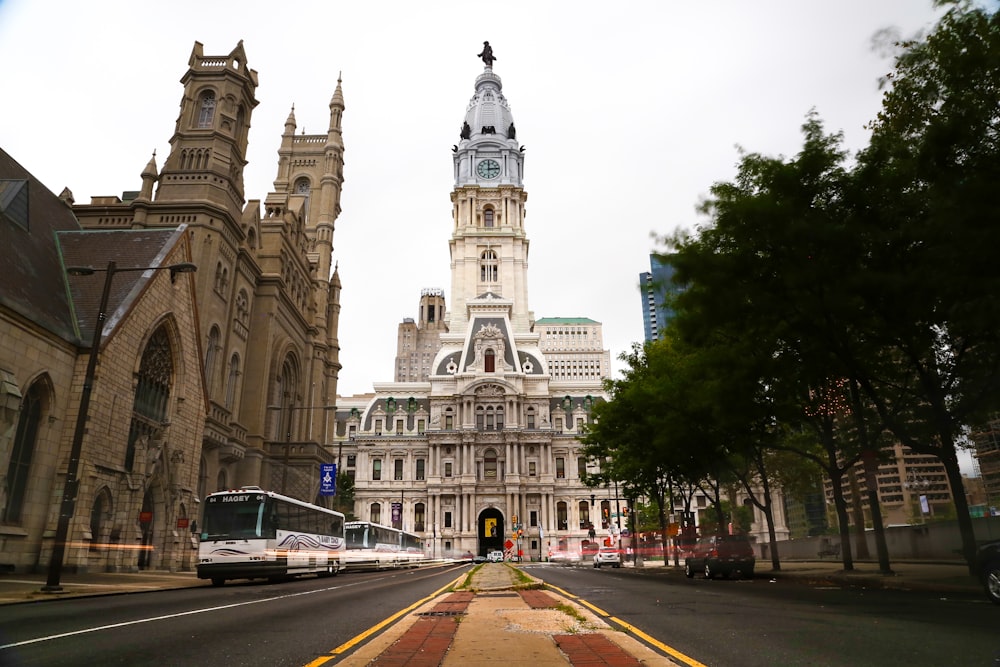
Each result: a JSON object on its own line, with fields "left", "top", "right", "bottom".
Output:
{"left": 328, "top": 563, "right": 678, "bottom": 667}
{"left": 0, "top": 559, "right": 984, "bottom": 666}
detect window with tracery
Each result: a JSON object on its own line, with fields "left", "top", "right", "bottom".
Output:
{"left": 197, "top": 91, "right": 216, "bottom": 128}
{"left": 126, "top": 327, "right": 173, "bottom": 471}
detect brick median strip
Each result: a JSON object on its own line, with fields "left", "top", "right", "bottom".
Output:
{"left": 517, "top": 589, "right": 559, "bottom": 608}
{"left": 554, "top": 634, "right": 644, "bottom": 667}
{"left": 369, "top": 592, "right": 472, "bottom": 666}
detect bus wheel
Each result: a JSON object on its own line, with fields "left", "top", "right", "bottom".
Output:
{"left": 211, "top": 577, "right": 225, "bottom": 587}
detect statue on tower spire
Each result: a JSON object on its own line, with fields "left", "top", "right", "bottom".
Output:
{"left": 478, "top": 41, "right": 496, "bottom": 68}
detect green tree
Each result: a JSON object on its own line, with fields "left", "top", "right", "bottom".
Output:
{"left": 331, "top": 471, "right": 356, "bottom": 520}
{"left": 846, "top": 1, "right": 1000, "bottom": 568}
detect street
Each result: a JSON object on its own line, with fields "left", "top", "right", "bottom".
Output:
{"left": 2, "top": 562, "right": 998, "bottom": 667}
{"left": 527, "top": 563, "right": 999, "bottom": 667}
{"left": 0, "top": 564, "right": 466, "bottom": 667}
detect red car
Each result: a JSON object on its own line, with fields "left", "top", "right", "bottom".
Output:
{"left": 684, "top": 534, "right": 755, "bottom": 579}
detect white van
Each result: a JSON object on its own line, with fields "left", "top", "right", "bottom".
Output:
{"left": 487, "top": 550, "right": 504, "bottom": 562}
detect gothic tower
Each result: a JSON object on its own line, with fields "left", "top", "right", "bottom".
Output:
{"left": 73, "top": 42, "right": 346, "bottom": 504}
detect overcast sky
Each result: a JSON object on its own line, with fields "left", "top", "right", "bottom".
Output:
{"left": 0, "top": 2, "right": 948, "bottom": 397}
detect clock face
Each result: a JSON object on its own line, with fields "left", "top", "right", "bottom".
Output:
{"left": 476, "top": 159, "right": 501, "bottom": 179}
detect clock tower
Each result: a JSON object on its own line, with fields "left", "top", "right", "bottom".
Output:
{"left": 447, "top": 48, "right": 531, "bottom": 333}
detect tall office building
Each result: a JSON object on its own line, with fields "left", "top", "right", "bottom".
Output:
{"left": 639, "top": 253, "right": 677, "bottom": 342}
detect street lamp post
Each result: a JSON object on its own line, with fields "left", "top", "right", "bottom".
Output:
{"left": 44, "top": 260, "right": 196, "bottom": 592}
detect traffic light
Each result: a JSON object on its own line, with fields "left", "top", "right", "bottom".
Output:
{"left": 623, "top": 507, "right": 629, "bottom": 518}
{"left": 512, "top": 515, "right": 517, "bottom": 525}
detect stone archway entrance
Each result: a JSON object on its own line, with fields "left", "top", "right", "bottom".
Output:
{"left": 477, "top": 507, "right": 505, "bottom": 556}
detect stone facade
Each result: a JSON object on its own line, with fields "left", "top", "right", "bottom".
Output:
{"left": 333, "top": 53, "right": 611, "bottom": 561}
{"left": 72, "top": 42, "right": 345, "bottom": 507}
{"left": 1, "top": 40, "right": 347, "bottom": 574}
{"left": 395, "top": 289, "right": 448, "bottom": 382}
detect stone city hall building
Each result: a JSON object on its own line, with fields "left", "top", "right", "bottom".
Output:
{"left": 1, "top": 41, "right": 346, "bottom": 573}
{"left": 333, "top": 46, "right": 613, "bottom": 560}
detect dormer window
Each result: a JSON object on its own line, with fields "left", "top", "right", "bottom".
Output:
{"left": 484, "top": 349, "right": 495, "bottom": 373}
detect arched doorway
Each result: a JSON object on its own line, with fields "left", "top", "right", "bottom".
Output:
{"left": 477, "top": 507, "right": 505, "bottom": 556}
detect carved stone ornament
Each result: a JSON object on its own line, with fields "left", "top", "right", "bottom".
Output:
{"left": 474, "top": 323, "right": 503, "bottom": 340}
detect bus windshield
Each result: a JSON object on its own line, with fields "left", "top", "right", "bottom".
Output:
{"left": 201, "top": 495, "right": 270, "bottom": 540}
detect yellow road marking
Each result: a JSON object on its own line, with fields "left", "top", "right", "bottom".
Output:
{"left": 303, "top": 572, "right": 466, "bottom": 666}
{"left": 543, "top": 583, "right": 708, "bottom": 667}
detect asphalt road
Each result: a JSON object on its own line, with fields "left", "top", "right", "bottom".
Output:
{"left": 0, "top": 564, "right": 468, "bottom": 667}
{"left": 525, "top": 563, "right": 1000, "bottom": 667}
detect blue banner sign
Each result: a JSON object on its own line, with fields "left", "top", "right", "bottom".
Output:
{"left": 320, "top": 463, "right": 337, "bottom": 496}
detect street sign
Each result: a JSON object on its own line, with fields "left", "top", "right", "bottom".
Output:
{"left": 505, "top": 539, "right": 514, "bottom": 550}
{"left": 319, "top": 463, "right": 337, "bottom": 496}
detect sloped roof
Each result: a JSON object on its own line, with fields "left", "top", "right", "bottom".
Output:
{"left": 57, "top": 228, "right": 187, "bottom": 343}
{"left": 0, "top": 147, "right": 82, "bottom": 343}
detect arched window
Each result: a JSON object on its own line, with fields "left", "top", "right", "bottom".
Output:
{"left": 484, "top": 449, "right": 498, "bottom": 479}
{"left": 197, "top": 90, "right": 216, "bottom": 128}
{"left": 217, "top": 469, "right": 227, "bottom": 492}
{"left": 480, "top": 250, "right": 498, "bottom": 283}
{"left": 205, "top": 326, "right": 220, "bottom": 393}
{"left": 90, "top": 488, "right": 112, "bottom": 552}
{"left": 225, "top": 354, "right": 240, "bottom": 409}
{"left": 3, "top": 379, "right": 45, "bottom": 523}
{"left": 126, "top": 327, "right": 173, "bottom": 471}
{"left": 414, "top": 503, "right": 426, "bottom": 532}
{"left": 578, "top": 501, "right": 590, "bottom": 530}
{"left": 484, "top": 349, "right": 495, "bottom": 373}
{"left": 525, "top": 407, "right": 536, "bottom": 429}
{"left": 483, "top": 208, "right": 494, "bottom": 227}
{"left": 370, "top": 502, "right": 381, "bottom": 525}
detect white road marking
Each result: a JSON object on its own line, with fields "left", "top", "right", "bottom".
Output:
{"left": 0, "top": 580, "right": 368, "bottom": 651}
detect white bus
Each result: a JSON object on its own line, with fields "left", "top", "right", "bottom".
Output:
{"left": 344, "top": 520, "right": 424, "bottom": 570}
{"left": 197, "top": 487, "right": 345, "bottom": 586}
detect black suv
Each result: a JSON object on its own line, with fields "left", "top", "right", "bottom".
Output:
{"left": 684, "top": 534, "right": 756, "bottom": 579}
{"left": 976, "top": 540, "right": 1000, "bottom": 605}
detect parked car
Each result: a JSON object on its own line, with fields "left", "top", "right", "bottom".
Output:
{"left": 593, "top": 546, "right": 622, "bottom": 568}
{"left": 487, "top": 550, "right": 504, "bottom": 563}
{"left": 684, "top": 534, "right": 755, "bottom": 579}
{"left": 975, "top": 540, "right": 1000, "bottom": 605}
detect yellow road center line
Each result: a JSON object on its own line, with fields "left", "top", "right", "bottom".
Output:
{"left": 545, "top": 582, "right": 706, "bottom": 667}
{"left": 304, "top": 573, "right": 466, "bottom": 666}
